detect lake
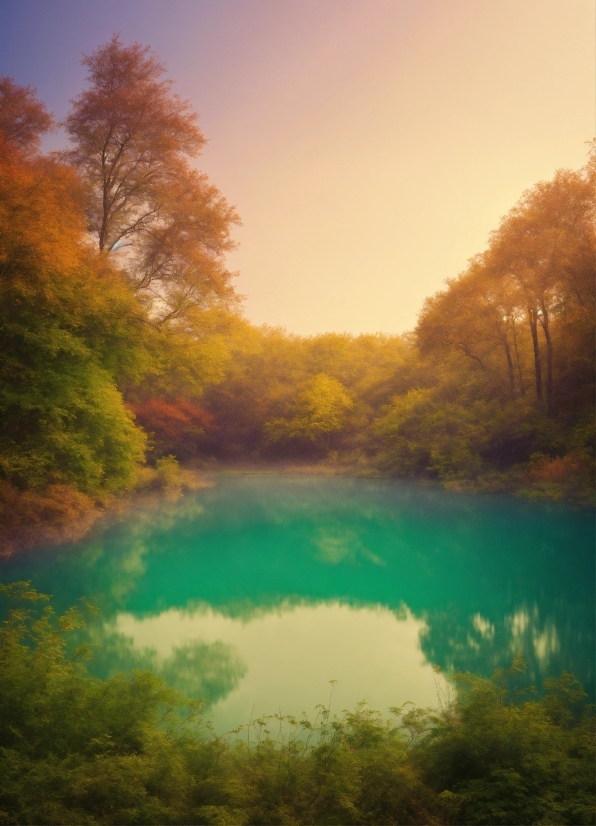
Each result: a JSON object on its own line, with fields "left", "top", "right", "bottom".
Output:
{"left": 1, "top": 474, "right": 593, "bottom": 731}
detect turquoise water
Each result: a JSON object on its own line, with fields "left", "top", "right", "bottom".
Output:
{"left": 1, "top": 475, "right": 594, "bottom": 730}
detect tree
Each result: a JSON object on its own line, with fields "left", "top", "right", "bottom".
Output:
{"left": 487, "top": 165, "right": 595, "bottom": 415}
{"left": 416, "top": 148, "right": 595, "bottom": 426}
{"left": 0, "top": 76, "right": 53, "bottom": 153}
{"left": 416, "top": 259, "right": 531, "bottom": 403}
{"left": 65, "top": 35, "right": 240, "bottom": 325}
{"left": 0, "top": 133, "right": 147, "bottom": 494}
{"left": 266, "top": 373, "right": 354, "bottom": 452}
{"left": 128, "top": 397, "right": 213, "bottom": 459}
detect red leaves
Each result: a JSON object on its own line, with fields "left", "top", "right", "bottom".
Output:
{"left": 128, "top": 398, "right": 213, "bottom": 458}
{"left": 529, "top": 454, "right": 581, "bottom": 483}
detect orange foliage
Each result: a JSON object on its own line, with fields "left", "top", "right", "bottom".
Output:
{"left": 64, "top": 35, "right": 239, "bottom": 325}
{"left": 530, "top": 454, "right": 581, "bottom": 483}
{"left": 128, "top": 398, "right": 213, "bottom": 458}
{"left": 0, "top": 482, "right": 97, "bottom": 557}
{"left": 0, "top": 138, "right": 86, "bottom": 286}
{"left": 0, "top": 75, "right": 53, "bottom": 153}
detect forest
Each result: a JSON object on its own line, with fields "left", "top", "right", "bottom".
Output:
{"left": 0, "top": 36, "right": 594, "bottom": 554}
{"left": 0, "top": 36, "right": 594, "bottom": 824}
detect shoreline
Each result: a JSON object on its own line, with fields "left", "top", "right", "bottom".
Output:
{"left": 1, "top": 458, "right": 592, "bottom": 558}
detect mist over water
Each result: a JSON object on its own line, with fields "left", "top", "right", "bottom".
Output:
{"left": 1, "top": 475, "right": 593, "bottom": 731}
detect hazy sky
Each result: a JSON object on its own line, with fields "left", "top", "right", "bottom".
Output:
{"left": 1, "top": 0, "right": 594, "bottom": 335}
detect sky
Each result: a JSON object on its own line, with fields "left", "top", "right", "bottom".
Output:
{"left": 0, "top": 0, "right": 594, "bottom": 335}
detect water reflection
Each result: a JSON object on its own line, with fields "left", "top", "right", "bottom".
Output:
{"left": 1, "top": 475, "right": 593, "bottom": 725}
{"left": 109, "top": 601, "right": 446, "bottom": 732}
{"left": 315, "top": 524, "right": 386, "bottom": 567}
{"left": 420, "top": 601, "right": 594, "bottom": 694}
{"left": 87, "top": 623, "right": 246, "bottom": 707}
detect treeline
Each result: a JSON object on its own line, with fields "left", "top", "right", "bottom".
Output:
{"left": 194, "top": 150, "right": 595, "bottom": 501}
{"left": 130, "top": 151, "right": 596, "bottom": 500}
{"left": 1, "top": 582, "right": 594, "bottom": 825}
{"left": 0, "top": 37, "right": 594, "bottom": 552}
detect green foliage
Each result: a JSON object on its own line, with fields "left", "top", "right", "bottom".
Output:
{"left": 0, "top": 330, "right": 146, "bottom": 493}
{"left": 200, "top": 326, "right": 416, "bottom": 460}
{"left": 132, "top": 310, "right": 233, "bottom": 401}
{"left": 266, "top": 374, "right": 354, "bottom": 452}
{"left": 411, "top": 661, "right": 595, "bottom": 825}
{"left": 374, "top": 390, "right": 489, "bottom": 480}
{"left": 0, "top": 582, "right": 206, "bottom": 825}
{"left": 0, "top": 143, "right": 148, "bottom": 495}
{"left": 373, "top": 388, "right": 579, "bottom": 486}
{"left": 1, "top": 584, "right": 593, "bottom": 825}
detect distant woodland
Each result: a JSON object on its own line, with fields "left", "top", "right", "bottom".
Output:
{"left": 1, "top": 36, "right": 594, "bottom": 552}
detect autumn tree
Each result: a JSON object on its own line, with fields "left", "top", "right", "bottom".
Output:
{"left": 487, "top": 163, "right": 595, "bottom": 415}
{"left": 417, "top": 146, "right": 595, "bottom": 424}
{"left": 0, "top": 76, "right": 53, "bottom": 153}
{"left": 199, "top": 322, "right": 309, "bottom": 457}
{"left": 128, "top": 397, "right": 213, "bottom": 460}
{"left": 416, "top": 258, "right": 530, "bottom": 403}
{"left": 65, "top": 35, "right": 240, "bottom": 325}
{"left": 0, "top": 117, "right": 146, "bottom": 494}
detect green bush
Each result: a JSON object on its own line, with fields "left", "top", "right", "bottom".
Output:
{"left": 0, "top": 584, "right": 593, "bottom": 825}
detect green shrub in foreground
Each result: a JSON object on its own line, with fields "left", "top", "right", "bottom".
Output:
{"left": 0, "top": 582, "right": 593, "bottom": 825}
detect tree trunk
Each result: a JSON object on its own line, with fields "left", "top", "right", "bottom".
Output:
{"left": 502, "top": 333, "right": 516, "bottom": 400}
{"left": 527, "top": 307, "right": 542, "bottom": 401}
{"left": 539, "top": 305, "right": 554, "bottom": 416}
{"left": 511, "top": 318, "right": 525, "bottom": 396}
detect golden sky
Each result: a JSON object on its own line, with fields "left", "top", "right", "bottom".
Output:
{"left": 1, "top": 0, "right": 594, "bottom": 334}
{"left": 198, "top": 0, "right": 594, "bottom": 334}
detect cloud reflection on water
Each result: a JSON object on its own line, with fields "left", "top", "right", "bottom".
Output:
{"left": 110, "top": 601, "right": 445, "bottom": 733}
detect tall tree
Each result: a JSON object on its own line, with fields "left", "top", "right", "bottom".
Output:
{"left": 416, "top": 260, "right": 522, "bottom": 402}
{"left": 488, "top": 165, "right": 595, "bottom": 415}
{"left": 65, "top": 35, "right": 239, "bottom": 324}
